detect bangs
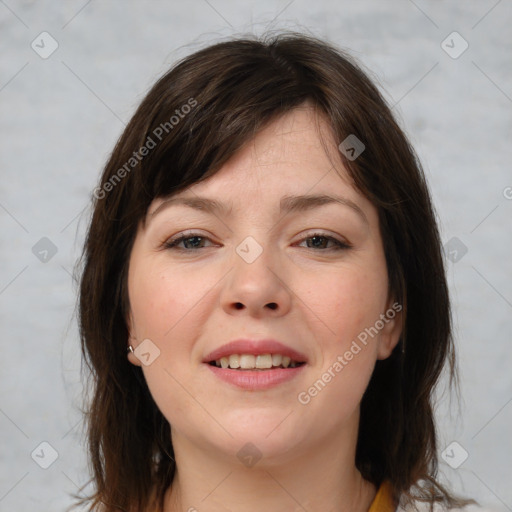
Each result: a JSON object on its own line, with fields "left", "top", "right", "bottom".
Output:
{"left": 133, "top": 46, "right": 314, "bottom": 221}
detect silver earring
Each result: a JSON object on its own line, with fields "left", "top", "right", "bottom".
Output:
{"left": 127, "top": 345, "right": 134, "bottom": 353}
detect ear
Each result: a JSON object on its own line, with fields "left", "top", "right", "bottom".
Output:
{"left": 376, "top": 299, "right": 403, "bottom": 360}
{"left": 126, "top": 311, "right": 142, "bottom": 367}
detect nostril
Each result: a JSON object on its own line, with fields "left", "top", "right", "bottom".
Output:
{"left": 232, "top": 302, "right": 278, "bottom": 310}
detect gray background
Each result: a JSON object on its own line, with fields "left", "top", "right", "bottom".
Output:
{"left": 1, "top": 1, "right": 511, "bottom": 511}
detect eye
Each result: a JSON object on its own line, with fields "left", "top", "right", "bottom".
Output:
{"left": 163, "top": 232, "right": 216, "bottom": 251}
{"left": 162, "top": 231, "right": 350, "bottom": 252}
{"left": 296, "top": 232, "right": 351, "bottom": 251}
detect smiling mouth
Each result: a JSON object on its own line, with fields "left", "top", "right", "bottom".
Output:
{"left": 208, "top": 354, "right": 306, "bottom": 370}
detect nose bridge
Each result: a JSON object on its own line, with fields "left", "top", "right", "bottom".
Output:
{"left": 221, "top": 233, "right": 291, "bottom": 316}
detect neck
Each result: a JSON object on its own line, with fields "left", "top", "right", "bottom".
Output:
{"left": 163, "top": 426, "right": 376, "bottom": 512}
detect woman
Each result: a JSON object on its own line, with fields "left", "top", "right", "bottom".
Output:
{"left": 77, "top": 32, "right": 475, "bottom": 511}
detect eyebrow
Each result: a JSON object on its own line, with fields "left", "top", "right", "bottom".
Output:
{"left": 150, "top": 193, "right": 368, "bottom": 225}
{"left": 280, "top": 194, "right": 368, "bottom": 224}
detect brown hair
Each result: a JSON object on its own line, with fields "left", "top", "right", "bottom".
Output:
{"left": 76, "top": 32, "right": 470, "bottom": 511}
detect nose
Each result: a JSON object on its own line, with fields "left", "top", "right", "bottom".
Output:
{"left": 220, "top": 240, "right": 292, "bottom": 318}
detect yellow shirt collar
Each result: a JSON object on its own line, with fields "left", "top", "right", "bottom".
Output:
{"left": 368, "top": 481, "right": 395, "bottom": 512}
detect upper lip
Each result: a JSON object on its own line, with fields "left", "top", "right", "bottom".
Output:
{"left": 203, "top": 339, "right": 308, "bottom": 363}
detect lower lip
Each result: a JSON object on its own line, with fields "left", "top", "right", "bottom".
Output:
{"left": 205, "top": 364, "right": 306, "bottom": 390}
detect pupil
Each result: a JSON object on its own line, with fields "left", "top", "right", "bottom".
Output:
{"left": 309, "top": 236, "right": 325, "bottom": 248}
{"left": 185, "top": 236, "right": 202, "bottom": 248}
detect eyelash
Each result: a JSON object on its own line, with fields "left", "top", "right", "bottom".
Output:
{"left": 163, "top": 231, "right": 351, "bottom": 252}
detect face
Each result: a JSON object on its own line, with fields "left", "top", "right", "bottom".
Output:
{"left": 126, "top": 105, "right": 402, "bottom": 465}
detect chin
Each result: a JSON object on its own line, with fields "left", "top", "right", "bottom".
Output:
{"left": 222, "top": 417, "right": 307, "bottom": 462}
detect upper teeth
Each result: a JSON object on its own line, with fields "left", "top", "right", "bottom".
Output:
{"left": 214, "top": 354, "right": 302, "bottom": 369}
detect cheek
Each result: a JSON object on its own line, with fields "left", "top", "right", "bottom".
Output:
{"left": 129, "top": 263, "right": 203, "bottom": 339}
{"left": 298, "top": 257, "right": 389, "bottom": 422}
{"left": 303, "top": 353, "right": 376, "bottom": 430}
{"left": 298, "top": 261, "right": 388, "bottom": 344}
{"left": 294, "top": 254, "right": 388, "bottom": 417}
{"left": 128, "top": 263, "right": 209, "bottom": 428}
{"left": 297, "top": 306, "right": 379, "bottom": 430}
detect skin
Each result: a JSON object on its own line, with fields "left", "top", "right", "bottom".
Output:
{"left": 126, "top": 104, "right": 402, "bottom": 512}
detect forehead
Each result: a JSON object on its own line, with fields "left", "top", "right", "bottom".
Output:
{"left": 220, "top": 105, "right": 350, "bottom": 184}
{"left": 150, "top": 106, "right": 368, "bottom": 215}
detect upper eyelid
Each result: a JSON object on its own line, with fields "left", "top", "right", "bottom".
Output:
{"left": 165, "top": 229, "right": 344, "bottom": 240}
{"left": 164, "top": 230, "right": 350, "bottom": 248}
